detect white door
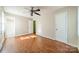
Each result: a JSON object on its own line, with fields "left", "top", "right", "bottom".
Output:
{"left": 55, "top": 11, "right": 67, "bottom": 43}
{"left": 5, "top": 19, "right": 15, "bottom": 37}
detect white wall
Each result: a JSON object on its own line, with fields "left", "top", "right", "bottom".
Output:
{"left": 35, "top": 8, "right": 55, "bottom": 39}
{"left": 67, "top": 7, "right": 78, "bottom": 47}
{"left": 5, "top": 13, "right": 32, "bottom": 37}
{"left": 78, "top": 7, "right": 79, "bottom": 48}
{"left": 28, "top": 20, "right": 33, "bottom": 33}
{"left": 35, "top": 7, "right": 78, "bottom": 47}
{"left": 15, "top": 16, "right": 29, "bottom": 36}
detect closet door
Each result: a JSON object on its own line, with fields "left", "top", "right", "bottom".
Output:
{"left": 55, "top": 11, "right": 67, "bottom": 43}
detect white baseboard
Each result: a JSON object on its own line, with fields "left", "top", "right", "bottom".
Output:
{"left": 6, "top": 33, "right": 31, "bottom": 38}
{"left": 37, "top": 34, "right": 55, "bottom": 40}
{"left": 15, "top": 33, "right": 32, "bottom": 37}
{"left": 67, "top": 43, "right": 79, "bottom": 48}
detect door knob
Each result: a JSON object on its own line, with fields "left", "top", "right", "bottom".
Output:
{"left": 56, "top": 29, "right": 58, "bottom": 30}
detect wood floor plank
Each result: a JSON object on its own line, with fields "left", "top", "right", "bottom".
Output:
{"left": 1, "top": 34, "right": 78, "bottom": 53}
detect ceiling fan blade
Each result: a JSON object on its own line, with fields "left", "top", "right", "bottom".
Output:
{"left": 35, "top": 9, "right": 40, "bottom": 11}
{"left": 34, "top": 12, "right": 40, "bottom": 16}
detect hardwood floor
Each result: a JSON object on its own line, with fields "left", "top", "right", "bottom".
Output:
{"left": 1, "top": 34, "right": 78, "bottom": 53}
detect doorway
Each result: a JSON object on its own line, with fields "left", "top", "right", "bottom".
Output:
{"left": 28, "top": 20, "right": 36, "bottom": 34}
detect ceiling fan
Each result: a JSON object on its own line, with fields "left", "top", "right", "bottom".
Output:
{"left": 30, "top": 7, "right": 40, "bottom": 16}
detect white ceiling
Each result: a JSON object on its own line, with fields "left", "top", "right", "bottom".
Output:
{"left": 4, "top": 6, "right": 65, "bottom": 18}
{"left": 4, "top": 6, "right": 31, "bottom": 18}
